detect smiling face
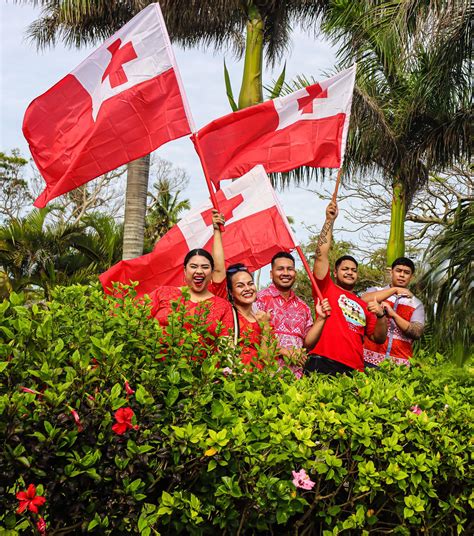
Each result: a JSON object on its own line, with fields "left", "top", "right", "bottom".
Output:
{"left": 270, "top": 257, "right": 296, "bottom": 291}
{"left": 391, "top": 264, "right": 414, "bottom": 288}
{"left": 334, "top": 259, "right": 358, "bottom": 290}
{"left": 184, "top": 255, "right": 213, "bottom": 293}
{"left": 230, "top": 271, "right": 256, "bottom": 306}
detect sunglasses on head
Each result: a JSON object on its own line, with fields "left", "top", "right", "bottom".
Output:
{"left": 227, "top": 265, "right": 248, "bottom": 275}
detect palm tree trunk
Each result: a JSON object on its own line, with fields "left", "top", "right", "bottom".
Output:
{"left": 386, "top": 180, "right": 406, "bottom": 265}
{"left": 122, "top": 155, "right": 150, "bottom": 260}
{"left": 238, "top": 3, "right": 264, "bottom": 109}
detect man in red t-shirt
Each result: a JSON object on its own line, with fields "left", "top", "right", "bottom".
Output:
{"left": 306, "top": 201, "right": 387, "bottom": 374}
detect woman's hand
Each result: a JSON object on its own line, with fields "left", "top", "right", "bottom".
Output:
{"left": 212, "top": 209, "right": 225, "bottom": 230}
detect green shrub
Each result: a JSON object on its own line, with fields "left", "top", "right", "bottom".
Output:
{"left": 0, "top": 284, "right": 472, "bottom": 535}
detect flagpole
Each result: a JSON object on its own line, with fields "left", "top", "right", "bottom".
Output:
{"left": 331, "top": 167, "right": 343, "bottom": 202}
{"left": 190, "top": 133, "right": 224, "bottom": 231}
{"left": 295, "top": 245, "right": 324, "bottom": 303}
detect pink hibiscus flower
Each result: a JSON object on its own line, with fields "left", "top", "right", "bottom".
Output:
{"left": 292, "top": 469, "right": 315, "bottom": 490}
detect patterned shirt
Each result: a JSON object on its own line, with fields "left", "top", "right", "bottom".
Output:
{"left": 363, "top": 286, "right": 425, "bottom": 366}
{"left": 255, "top": 283, "right": 313, "bottom": 349}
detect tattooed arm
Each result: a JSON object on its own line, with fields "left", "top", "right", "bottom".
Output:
{"left": 313, "top": 201, "right": 338, "bottom": 280}
{"left": 383, "top": 303, "right": 425, "bottom": 340}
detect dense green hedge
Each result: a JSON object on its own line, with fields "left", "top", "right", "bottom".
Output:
{"left": 0, "top": 284, "right": 472, "bottom": 535}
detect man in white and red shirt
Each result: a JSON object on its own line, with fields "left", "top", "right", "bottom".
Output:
{"left": 256, "top": 252, "right": 330, "bottom": 374}
{"left": 362, "top": 257, "right": 425, "bottom": 367}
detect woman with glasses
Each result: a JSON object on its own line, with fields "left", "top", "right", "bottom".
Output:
{"left": 148, "top": 211, "right": 233, "bottom": 340}
{"left": 225, "top": 263, "right": 274, "bottom": 368}
{"left": 208, "top": 218, "right": 274, "bottom": 368}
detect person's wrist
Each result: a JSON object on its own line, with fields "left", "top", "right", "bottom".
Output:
{"left": 376, "top": 310, "right": 386, "bottom": 318}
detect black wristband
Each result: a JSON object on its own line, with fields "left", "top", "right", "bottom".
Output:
{"left": 376, "top": 310, "right": 386, "bottom": 319}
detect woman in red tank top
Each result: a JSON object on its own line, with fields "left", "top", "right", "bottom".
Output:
{"left": 225, "top": 265, "right": 274, "bottom": 369}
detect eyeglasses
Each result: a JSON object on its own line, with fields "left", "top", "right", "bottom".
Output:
{"left": 226, "top": 265, "right": 249, "bottom": 275}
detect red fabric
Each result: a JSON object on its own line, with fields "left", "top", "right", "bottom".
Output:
{"left": 100, "top": 168, "right": 296, "bottom": 296}
{"left": 256, "top": 283, "right": 313, "bottom": 349}
{"left": 148, "top": 286, "right": 233, "bottom": 339}
{"left": 364, "top": 290, "right": 425, "bottom": 364}
{"left": 196, "top": 67, "right": 355, "bottom": 186}
{"left": 209, "top": 279, "right": 228, "bottom": 299}
{"left": 310, "top": 271, "right": 376, "bottom": 371}
{"left": 26, "top": 68, "right": 190, "bottom": 208}
{"left": 24, "top": 3, "right": 192, "bottom": 207}
{"left": 238, "top": 313, "right": 265, "bottom": 368}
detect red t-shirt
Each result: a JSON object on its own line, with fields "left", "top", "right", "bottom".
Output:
{"left": 310, "top": 270, "right": 376, "bottom": 371}
{"left": 148, "top": 286, "right": 233, "bottom": 339}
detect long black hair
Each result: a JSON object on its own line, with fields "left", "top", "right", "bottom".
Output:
{"left": 183, "top": 249, "right": 214, "bottom": 270}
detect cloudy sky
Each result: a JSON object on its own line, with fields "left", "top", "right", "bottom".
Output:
{"left": 1, "top": 3, "right": 369, "bottom": 278}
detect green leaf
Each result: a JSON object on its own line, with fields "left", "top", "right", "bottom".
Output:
{"left": 268, "top": 62, "right": 286, "bottom": 99}
{"left": 110, "top": 383, "right": 122, "bottom": 399}
{"left": 224, "top": 60, "right": 238, "bottom": 112}
{"left": 165, "top": 386, "right": 179, "bottom": 407}
{"left": 135, "top": 385, "right": 154, "bottom": 405}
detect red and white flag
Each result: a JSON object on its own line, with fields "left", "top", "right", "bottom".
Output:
{"left": 24, "top": 3, "right": 194, "bottom": 208}
{"left": 195, "top": 65, "right": 356, "bottom": 186}
{"left": 100, "top": 165, "right": 297, "bottom": 296}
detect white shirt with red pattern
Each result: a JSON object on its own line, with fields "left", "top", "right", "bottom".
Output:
{"left": 363, "top": 285, "right": 425, "bottom": 366}
{"left": 255, "top": 283, "right": 313, "bottom": 349}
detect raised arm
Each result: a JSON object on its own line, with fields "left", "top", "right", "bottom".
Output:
{"left": 211, "top": 210, "right": 226, "bottom": 284}
{"left": 313, "top": 201, "right": 338, "bottom": 280}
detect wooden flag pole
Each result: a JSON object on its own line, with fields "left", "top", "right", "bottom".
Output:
{"left": 331, "top": 167, "right": 343, "bottom": 202}
{"left": 295, "top": 245, "right": 324, "bottom": 303}
{"left": 190, "top": 133, "right": 224, "bottom": 231}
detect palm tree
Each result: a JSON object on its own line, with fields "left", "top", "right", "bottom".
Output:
{"left": 144, "top": 178, "right": 190, "bottom": 249}
{"left": 319, "top": 0, "right": 472, "bottom": 263}
{"left": 0, "top": 210, "right": 123, "bottom": 297}
{"left": 419, "top": 199, "right": 473, "bottom": 366}
{"left": 22, "top": 0, "right": 328, "bottom": 258}
{"left": 0, "top": 209, "right": 89, "bottom": 297}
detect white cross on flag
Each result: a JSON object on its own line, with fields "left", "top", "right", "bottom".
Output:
{"left": 23, "top": 3, "right": 194, "bottom": 208}
{"left": 195, "top": 65, "right": 356, "bottom": 186}
{"left": 99, "top": 165, "right": 297, "bottom": 296}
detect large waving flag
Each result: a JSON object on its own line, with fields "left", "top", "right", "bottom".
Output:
{"left": 100, "top": 165, "right": 297, "bottom": 296}
{"left": 24, "top": 3, "right": 194, "bottom": 208}
{"left": 195, "top": 65, "right": 356, "bottom": 186}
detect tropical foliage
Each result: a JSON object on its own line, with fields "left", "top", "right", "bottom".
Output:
{"left": 1, "top": 285, "right": 472, "bottom": 534}
{"left": 144, "top": 178, "right": 190, "bottom": 250}
{"left": 319, "top": 0, "right": 472, "bottom": 262}
{"left": 0, "top": 209, "right": 122, "bottom": 298}
{"left": 419, "top": 199, "right": 473, "bottom": 366}
{"left": 0, "top": 150, "right": 32, "bottom": 221}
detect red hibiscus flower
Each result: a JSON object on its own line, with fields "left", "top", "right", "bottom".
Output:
{"left": 36, "top": 517, "right": 47, "bottom": 535}
{"left": 16, "top": 484, "right": 46, "bottom": 514}
{"left": 112, "top": 407, "right": 139, "bottom": 435}
{"left": 124, "top": 381, "right": 135, "bottom": 396}
{"left": 70, "top": 408, "right": 83, "bottom": 432}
